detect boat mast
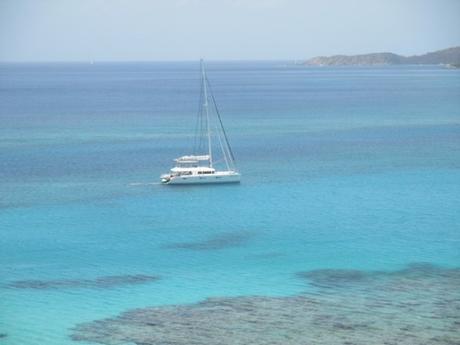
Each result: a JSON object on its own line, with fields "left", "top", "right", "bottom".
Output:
{"left": 201, "top": 59, "right": 213, "bottom": 168}
{"left": 206, "top": 78, "right": 237, "bottom": 172}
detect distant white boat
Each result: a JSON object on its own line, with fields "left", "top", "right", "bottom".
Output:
{"left": 160, "top": 60, "right": 241, "bottom": 185}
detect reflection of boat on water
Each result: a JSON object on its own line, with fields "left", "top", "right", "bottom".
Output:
{"left": 160, "top": 60, "right": 241, "bottom": 185}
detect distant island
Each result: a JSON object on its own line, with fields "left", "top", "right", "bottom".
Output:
{"left": 304, "top": 46, "right": 460, "bottom": 67}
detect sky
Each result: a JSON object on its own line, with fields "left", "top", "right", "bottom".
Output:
{"left": 0, "top": 0, "right": 459, "bottom": 62}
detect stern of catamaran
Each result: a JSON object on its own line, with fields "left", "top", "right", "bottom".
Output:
{"left": 160, "top": 155, "right": 210, "bottom": 183}
{"left": 160, "top": 174, "right": 171, "bottom": 183}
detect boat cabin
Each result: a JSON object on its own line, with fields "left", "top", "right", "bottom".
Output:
{"left": 168, "top": 155, "right": 215, "bottom": 176}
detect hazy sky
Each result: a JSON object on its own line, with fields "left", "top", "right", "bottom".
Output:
{"left": 0, "top": 0, "right": 459, "bottom": 61}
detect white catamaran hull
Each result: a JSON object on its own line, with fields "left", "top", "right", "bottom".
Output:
{"left": 162, "top": 172, "right": 240, "bottom": 185}
{"left": 160, "top": 60, "right": 241, "bottom": 186}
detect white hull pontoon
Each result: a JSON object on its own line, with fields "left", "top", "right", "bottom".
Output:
{"left": 161, "top": 61, "right": 241, "bottom": 185}
{"left": 161, "top": 171, "right": 240, "bottom": 185}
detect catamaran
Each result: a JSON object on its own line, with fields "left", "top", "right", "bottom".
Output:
{"left": 160, "top": 60, "right": 241, "bottom": 185}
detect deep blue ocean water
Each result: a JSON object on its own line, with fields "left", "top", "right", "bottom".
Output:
{"left": 1, "top": 62, "right": 460, "bottom": 344}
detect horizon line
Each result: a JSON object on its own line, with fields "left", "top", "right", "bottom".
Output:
{"left": 1, "top": 45, "right": 458, "bottom": 64}
{"left": 0, "top": 59, "right": 298, "bottom": 64}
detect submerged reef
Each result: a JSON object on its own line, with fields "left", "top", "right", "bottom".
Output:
{"left": 246, "top": 251, "right": 286, "bottom": 260}
{"left": 163, "top": 231, "right": 253, "bottom": 251}
{"left": 71, "top": 263, "right": 460, "bottom": 345}
{"left": 298, "top": 262, "right": 459, "bottom": 289}
{"left": 7, "top": 274, "right": 159, "bottom": 290}
{"left": 297, "top": 268, "right": 369, "bottom": 288}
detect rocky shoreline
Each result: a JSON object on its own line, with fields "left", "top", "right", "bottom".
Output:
{"left": 304, "top": 46, "right": 460, "bottom": 66}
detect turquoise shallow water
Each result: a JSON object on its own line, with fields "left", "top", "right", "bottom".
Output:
{"left": 1, "top": 62, "right": 460, "bottom": 344}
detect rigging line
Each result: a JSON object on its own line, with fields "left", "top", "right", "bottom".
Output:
{"left": 202, "top": 61, "right": 213, "bottom": 167}
{"left": 199, "top": 91, "right": 205, "bottom": 152}
{"left": 193, "top": 74, "right": 204, "bottom": 154}
{"left": 206, "top": 77, "right": 237, "bottom": 168}
{"left": 213, "top": 108, "right": 230, "bottom": 170}
{"left": 198, "top": 84, "right": 205, "bottom": 152}
{"left": 199, "top": 79, "right": 205, "bottom": 153}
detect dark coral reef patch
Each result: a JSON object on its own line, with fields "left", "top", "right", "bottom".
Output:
{"left": 297, "top": 268, "right": 369, "bottom": 288}
{"left": 163, "top": 231, "right": 253, "bottom": 251}
{"left": 6, "top": 274, "right": 159, "bottom": 290}
{"left": 71, "top": 263, "right": 460, "bottom": 345}
{"left": 298, "top": 262, "right": 460, "bottom": 289}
